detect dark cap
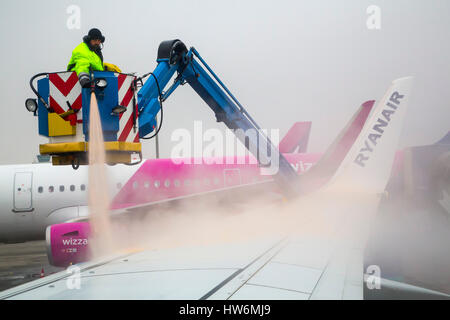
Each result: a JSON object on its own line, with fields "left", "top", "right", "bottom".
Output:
{"left": 87, "top": 28, "right": 105, "bottom": 43}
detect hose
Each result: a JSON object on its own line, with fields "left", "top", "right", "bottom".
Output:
{"left": 30, "top": 72, "right": 52, "bottom": 111}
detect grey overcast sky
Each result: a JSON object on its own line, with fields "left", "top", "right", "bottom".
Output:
{"left": 0, "top": 0, "right": 448, "bottom": 164}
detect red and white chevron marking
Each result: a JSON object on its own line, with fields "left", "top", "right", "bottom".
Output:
{"left": 48, "top": 72, "right": 82, "bottom": 126}
{"left": 116, "top": 73, "right": 139, "bottom": 142}
{"left": 48, "top": 72, "right": 139, "bottom": 142}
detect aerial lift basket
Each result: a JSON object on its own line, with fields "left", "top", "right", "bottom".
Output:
{"left": 27, "top": 71, "right": 141, "bottom": 168}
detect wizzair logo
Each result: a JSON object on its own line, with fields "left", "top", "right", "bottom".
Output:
{"left": 354, "top": 91, "right": 404, "bottom": 167}
{"left": 62, "top": 238, "right": 88, "bottom": 246}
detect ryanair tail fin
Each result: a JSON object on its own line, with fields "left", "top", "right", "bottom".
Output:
{"left": 324, "top": 77, "right": 413, "bottom": 194}
{"left": 279, "top": 122, "right": 312, "bottom": 153}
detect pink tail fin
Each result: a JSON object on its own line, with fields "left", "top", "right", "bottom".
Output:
{"left": 279, "top": 121, "right": 312, "bottom": 153}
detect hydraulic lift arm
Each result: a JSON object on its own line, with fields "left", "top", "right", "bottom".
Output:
{"left": 137, "top": 40, "right": 300, "bottom": 197}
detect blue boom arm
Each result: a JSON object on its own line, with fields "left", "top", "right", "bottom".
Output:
{"left": 137, "top": 40, "right": 299, "bottom": 197}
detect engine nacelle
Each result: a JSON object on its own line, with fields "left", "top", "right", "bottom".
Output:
{"left": 46, "top": 222, "right": 91, "bottom": 267}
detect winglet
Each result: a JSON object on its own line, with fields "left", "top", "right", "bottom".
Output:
{"left": 325, "top": 77, "right": 414, "bottom": 194}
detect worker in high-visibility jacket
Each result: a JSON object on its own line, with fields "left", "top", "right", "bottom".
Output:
{"left": 67, "top": 28, "right": 121, "bottom": 87}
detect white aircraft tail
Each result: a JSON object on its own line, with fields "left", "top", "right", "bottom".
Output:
{"left": 324, "top": 77, "right": 413, "bottom": 194}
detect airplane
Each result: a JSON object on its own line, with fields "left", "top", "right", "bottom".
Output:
{"left": 4, "top": 77, "right": 446, "bottom": 300}
{"left": 0, "top": 99, "right": 374, "bottom": 244}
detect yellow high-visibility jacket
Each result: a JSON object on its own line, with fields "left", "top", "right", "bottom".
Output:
{"left": 67, "top": 42, "right": 104, "bottom": 76}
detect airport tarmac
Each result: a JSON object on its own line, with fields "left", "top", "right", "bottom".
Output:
{"left": 0, "top": 241, "right": 63, "bottom": 292}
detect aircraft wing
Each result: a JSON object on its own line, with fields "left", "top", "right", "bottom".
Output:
{"left": 1, "top": 213, "right": 448, "bottom": 299}
{"left": 64, "top": 179, "right": 282, "bottom": 224}
{"left": 0, "top": 232, "right": 369, "bottom": 300}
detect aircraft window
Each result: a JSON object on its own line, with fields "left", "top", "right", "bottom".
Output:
{"left": 174, "top": 179, "right": 180, "bottom": 187}
{"left": 164, "top": 179, "right": 170, "bottom": 188}
{"left": 154, "top": 180, "right": 160, "bottom": 188}
{"left": 144, "top": 181, "right": 150, "bottom": 188}
{"left": 59, "top": 185, "right": 65, "bottom": 192}
{"left": 117, "top": 182, "right": 122, "bottom": 189}
{"left": 184, "top": 179, "right": 190, "bottom": 187}
{"left": 213, "top": 178, "right": 220, "bottom": 185}
{"left": 37, "top": 186, "right": 43, "bottom": 193}
{"left": 48, "top": 186, "right": 54, "bottom": 193}
{"left": 133, "top": 181, "right": 138, "bottom": 189}
{"left": 70, "top": 185, "right": 75, "bottom": 192}
{"left": 204, "top": 178, "right": 210, "bottom": 186}
{"left": 80, "top": 184, "right": 86, "bottom": 191}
